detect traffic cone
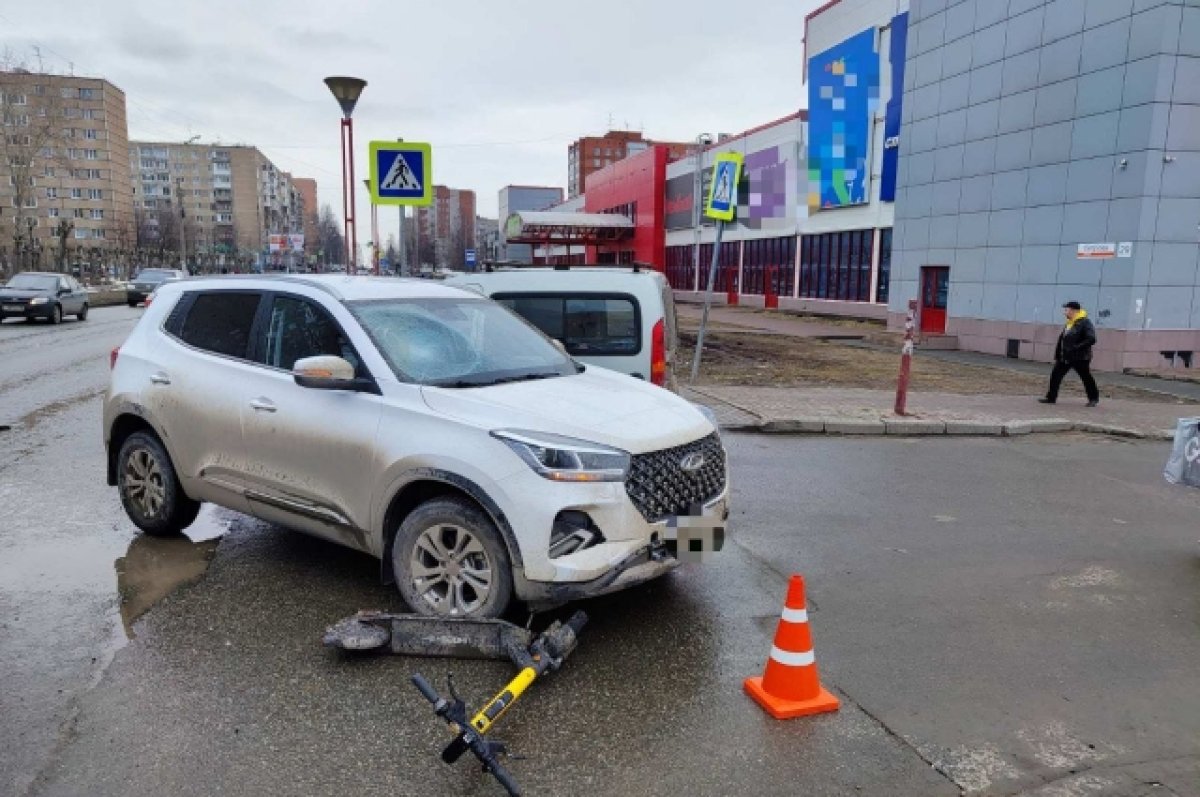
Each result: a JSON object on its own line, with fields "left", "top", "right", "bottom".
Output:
{"left": 744, "top": 574, "right": 839, "bottom": 719}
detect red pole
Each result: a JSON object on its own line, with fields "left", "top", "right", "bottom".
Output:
{"left": 765, "top": 265, "right": 779, "bottom": 309}
{"left": 339, "top": 119, "right": 351, "bottom": 271}
{"left": 894, "top": 298, "right": 917, "bottom": 415}
{"left": 346, "top": 117, "right": 358, "bottom": 274}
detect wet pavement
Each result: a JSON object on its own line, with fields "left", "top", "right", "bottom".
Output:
{"left": 3, "top": 307, "right": 1200, "bottom": 796}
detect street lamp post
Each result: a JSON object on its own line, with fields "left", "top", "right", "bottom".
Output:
{"left": 324, "top": 76, "right": 367, "bottom": 275}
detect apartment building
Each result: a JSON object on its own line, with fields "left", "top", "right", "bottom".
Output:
{"left": 411, "top": 185, "right": 476, "bottom": 269}
{"left": 130, "top": 142, "right": 303, "bottom": 262}
{"left": 567, "top": 130, "right": 690, "bottom": 199}
{"left": 292, "top": 177, "right": 318, "bottom": 256}
{"left": 0, "top": 70, "right": 134, "bottom": 268}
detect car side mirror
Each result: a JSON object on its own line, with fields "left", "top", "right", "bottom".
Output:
{"left": 293, "top": 355, "right": 371, "bottom": 392}
{"left": 58, "top": 288, "right": 70, "bottom": 296}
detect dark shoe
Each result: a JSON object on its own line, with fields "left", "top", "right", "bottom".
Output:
{"left": 1086, "top": 400, "right": 1099, "bottom": 407}
{"left": 1038, "top": 398, "right": 1056, "bottom": 404}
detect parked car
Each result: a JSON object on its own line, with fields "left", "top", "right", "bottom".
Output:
{"left": 104, "top": 275, "right": 728, "bottom": 618}
{"left": 442, "top": 265, "right": 680, "bottom": 391}
{"left": 0, "top": 272, "right": 89, "bottom": 324}
{"left": 127, "top": 268, "right": 187, "bottom": 306}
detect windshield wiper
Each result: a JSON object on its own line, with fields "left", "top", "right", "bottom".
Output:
{"left": 437, "top": 371, "right": 562, "bottom": 388}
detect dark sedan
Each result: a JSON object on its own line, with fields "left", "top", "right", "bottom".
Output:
{"left": 127, "top": 268, "right": 186, "bottom": 306}
{"left": 0, "top": 272, "right": 89, "bottom": 324}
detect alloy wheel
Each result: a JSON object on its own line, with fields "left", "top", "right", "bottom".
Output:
{"left": 123, "top": 448, "right": 166, "bottom": 519}
{"left": 409, "top": 523, "right": 493, "bottom": 616}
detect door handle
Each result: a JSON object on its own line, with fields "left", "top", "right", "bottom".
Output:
{"left": 249, "top": 398, "right": 277, "bottom": 413}
{"left": 149, "top": 372, "right": 171, "bottom": 385}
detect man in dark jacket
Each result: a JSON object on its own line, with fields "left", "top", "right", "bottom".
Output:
{"left": 1039, "top": 301, "right": 1099, "bottom": 406}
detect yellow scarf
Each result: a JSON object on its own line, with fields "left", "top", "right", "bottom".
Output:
{"left": 1065, "top": 309, "right": 1087, "bottom": 330}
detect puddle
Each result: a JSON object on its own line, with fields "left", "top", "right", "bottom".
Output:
{"left": 113, "top": 507, "right": 233, "bottom": 637}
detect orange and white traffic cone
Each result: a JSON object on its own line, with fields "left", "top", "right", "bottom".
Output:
{"left": 744, "top": 574, "right": 839, "bottom": 719}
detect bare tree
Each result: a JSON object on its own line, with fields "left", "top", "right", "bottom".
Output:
{"left": 0, "top": 52, "right": 71, "bottom": 275}
{"left": 316, "top": 203, "right": 344, "bottom": 267}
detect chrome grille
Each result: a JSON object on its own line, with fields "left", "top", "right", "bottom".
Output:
{"left": 625, "top": 432, "right": 726, "bottom": 522}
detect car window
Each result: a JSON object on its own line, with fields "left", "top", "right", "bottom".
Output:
{"left": 6, "top": 274, "right": 58, "bottom": 291}
{"left": 177, "top": 292, "right": 261, "bottom": 359}
{"left": 494, "top": 293, "right": 641, "bottom": 356}
{"left": 137, "top": 269, "right": 173, "bottom": 281}
{"left": 260, "top": 295, "right": 362, "bottom": 373}
{"left": 58, "top": 278, "right": 70, "bottom": 292}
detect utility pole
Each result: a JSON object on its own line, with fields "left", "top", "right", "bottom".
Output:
{"left": 397, "top": 139, "right": 408, "bottom": 276}
{"left": 176, "top": 177, "right": 187, "bottom": 272}
{"left": 691, "top": 134, "right": 712, "bottom": 292}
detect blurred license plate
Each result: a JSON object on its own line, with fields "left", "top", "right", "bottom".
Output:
{"left": 3, "top": 304, "right": 23, "bottom": 312}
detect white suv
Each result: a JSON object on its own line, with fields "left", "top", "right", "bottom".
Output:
{"left": 103, "top": 275, "right": 728, "bottom": 617}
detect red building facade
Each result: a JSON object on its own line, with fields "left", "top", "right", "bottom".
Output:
{"left": 582, "top": 145, "right": 668, "bottom": 269}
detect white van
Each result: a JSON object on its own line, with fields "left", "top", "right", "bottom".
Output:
{"left": 443, "top": 266, "right": 680, "bottom": 390}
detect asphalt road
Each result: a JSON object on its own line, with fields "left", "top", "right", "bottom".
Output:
{"left": 3, "top": 308, "right": 1199, "bottom": 796}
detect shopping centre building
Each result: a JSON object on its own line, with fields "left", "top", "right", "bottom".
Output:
{"left": 523, "top": 0, "right": 1199, "bottom": 370}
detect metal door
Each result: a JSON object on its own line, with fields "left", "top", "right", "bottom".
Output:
{"left": 919, "top": 266, "right": 949, "bottom": 335}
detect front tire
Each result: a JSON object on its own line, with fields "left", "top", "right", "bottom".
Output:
{"left": 49, "top": 304, "right": 62, "bottom": 324}
{"left": 392, "top": 497, "right": 513, "bottom": 618}
{"left": 77, "top": 303, "right": 88, "bottom": 321}
{"left": 117, "top": 431, "right": 201, "bottom": 536}
{"left": 127, "top": 299, "right": 138, "bottom": 308}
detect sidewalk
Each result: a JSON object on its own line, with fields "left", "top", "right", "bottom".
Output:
{"left": 684, "top": 384, "right": 1194, "bottom": 439}
{"left": 676, "top": 305, "right": 1199, "bottom": 440}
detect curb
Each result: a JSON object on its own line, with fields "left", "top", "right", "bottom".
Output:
{"left": 744, "top": 416, "right": 1170, "bottom": 441}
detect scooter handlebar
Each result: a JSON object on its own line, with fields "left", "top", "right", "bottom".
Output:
{"left": 486, "top": 756, "right": 522, "bottom": 797}
{"left": 565, "top": 610, "right": 588, "bottom": 636}
{"left": 411, "top": 673, "right": 440, "bottom": 705}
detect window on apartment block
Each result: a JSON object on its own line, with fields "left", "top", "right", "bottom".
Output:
{"left": 70, "top": 188, "right": 82, "bottom": 199}
{"left": 78, "top": 88, "right": 97, "bottom": 100}
{"left": 88, "top": 188, "right": 102, "bottom": 200}
{"left": 84, "top": 129, "right": 97, "bottom": 140}
{"left": 90, "top": 209, "right": 103, "bottom": 220}
{"left": 47, "top": 207, "right": 59, "bottom": 218}
{"left": 73, "top": 208, "right": 84, "bottom": 218}
{"left": 45, "top": 187, "right": 57, "bottom": 199}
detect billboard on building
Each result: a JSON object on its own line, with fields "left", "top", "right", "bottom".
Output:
{"left": 880, "top": 12, "right": 908, "bottom": 202}
{"left": 807, "top": 28, "right": 880, "bottom": 211}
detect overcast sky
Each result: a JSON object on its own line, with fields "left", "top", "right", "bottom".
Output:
{"left": 4, "top": 0, "right": 820, "bottom": 235}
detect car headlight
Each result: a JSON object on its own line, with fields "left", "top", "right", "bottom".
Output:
{"left": 492, "top": 430, "right": 630, "bottom": 483}
{"left": 28, "top": 297, "right": 48, "bottom": 305}
{"left": 692, "top": 402, "right": 720, "bottom": 429}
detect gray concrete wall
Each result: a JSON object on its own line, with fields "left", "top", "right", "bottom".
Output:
{"left": 891, "top": 0, "right": 1200, "bottom": 370}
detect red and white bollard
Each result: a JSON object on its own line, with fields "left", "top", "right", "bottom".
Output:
{"left": 894, "top": 299, "right": 917, "bottom": 416}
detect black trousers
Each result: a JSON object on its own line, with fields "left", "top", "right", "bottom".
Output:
{"left": 1047, "top": 360, "right": 1099, "bottom": 402}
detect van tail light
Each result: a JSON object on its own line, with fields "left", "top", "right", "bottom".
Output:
{"left": 651, "top": 318, "right": 667, "bottom": 386}
{"left": 110, "top": 347, "right": 120, "bottom": 370}
{"left": 144, "top": 293, "right": 154, "bottom": 308}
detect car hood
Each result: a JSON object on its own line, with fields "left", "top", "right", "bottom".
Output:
{"left": 419, "top": 367, "right": 714, "bottom": 454}
{"left": 0, "top": 289, "right": 52, "bottom": 300}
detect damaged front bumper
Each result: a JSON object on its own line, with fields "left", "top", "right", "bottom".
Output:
{"left": 517, "top": 491, "right": 730, "bottom": 609}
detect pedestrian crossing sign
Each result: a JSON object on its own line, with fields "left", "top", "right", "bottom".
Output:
{"left": 705, "top": 152, "right": 743, "bottom": 222}
{"left": 368, "top": 141, "right": 433, "bottom": 206}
